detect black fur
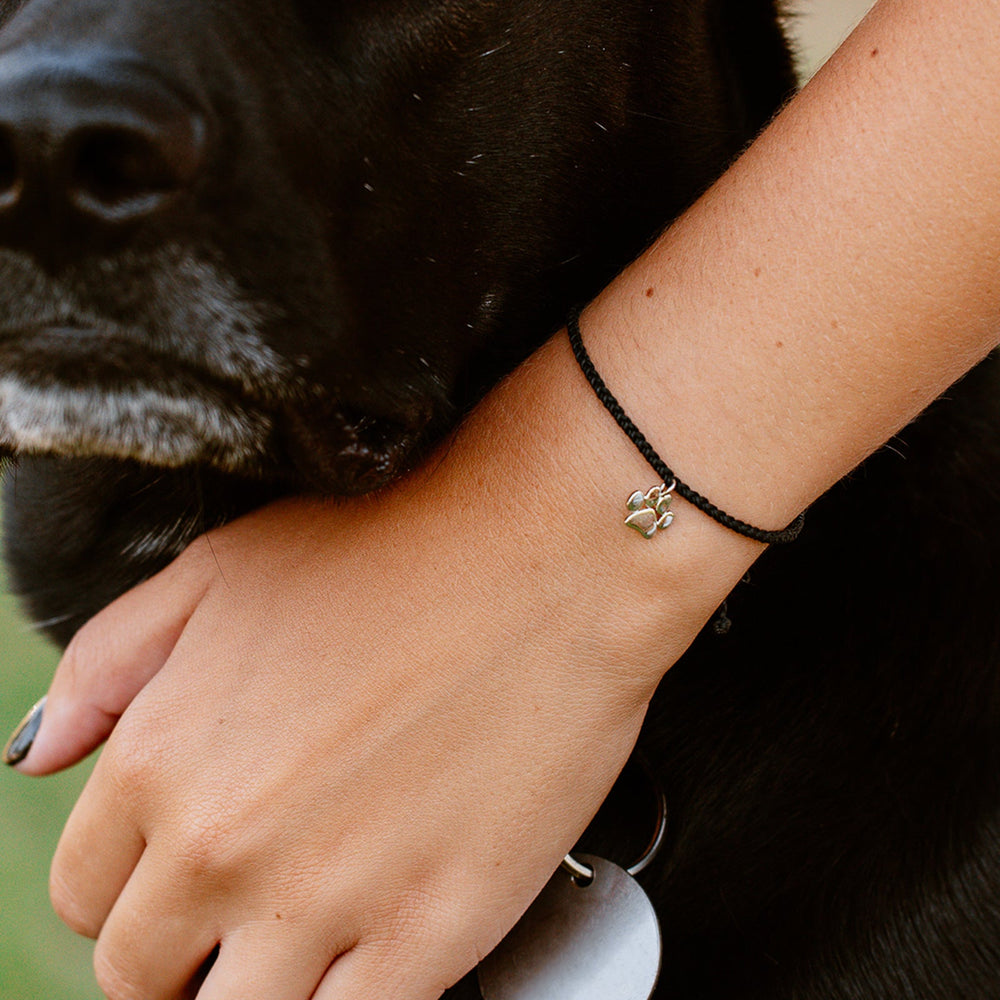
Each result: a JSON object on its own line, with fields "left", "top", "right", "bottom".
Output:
{"left": 1, "top": 1, "right": 998, "bottom": 996}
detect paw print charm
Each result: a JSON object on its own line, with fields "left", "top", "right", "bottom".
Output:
{"left": 625, "top": 482, "right": 675, "bottom": 538}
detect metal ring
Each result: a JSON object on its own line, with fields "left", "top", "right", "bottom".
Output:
{"left": 560, "top": 759, "right": 668, "bottom": 882}
{"left": 560, "top": 853, "right": 595, "bottom": 882}
{"left": 626, "top": 784, "right": 667, "bottom": 877}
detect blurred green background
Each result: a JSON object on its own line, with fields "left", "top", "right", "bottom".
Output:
{"left": 0, "top": 578, "right": 98, "bottom": 998}
{"left": 0, "top": 3, "right": 875, "bottom": 997}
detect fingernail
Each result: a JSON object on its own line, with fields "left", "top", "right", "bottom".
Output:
{"left": 3, "top": 696, "right": 46, "bottom": 766}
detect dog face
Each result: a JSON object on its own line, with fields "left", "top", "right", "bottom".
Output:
{"left": 0, "top": 0, "right": 771, "bottom": 495}
{"left": 0, "top": 0, "right": 793, "bottom": 639}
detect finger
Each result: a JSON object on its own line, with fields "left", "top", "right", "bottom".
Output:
{"left": 92, "top": 852, "right": 221, "bottom": 1000}
{"left": 310, "top": 946, "right": 448, "bottom": 1000}
{"left": 17, "top": 538, "right": 214, "bottom": 776}
{"left": 194, "top": 926, "right": 347, "bottom": 1000}
{"left": 49, "top": 753, "right": 147, "bottom": 939}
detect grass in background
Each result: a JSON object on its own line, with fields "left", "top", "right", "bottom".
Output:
{"left": 0, "top": 579, "right": 99, "bottom": 999}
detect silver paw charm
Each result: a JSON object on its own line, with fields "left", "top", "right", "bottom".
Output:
{"left": 625, "top": 482, "right": 675, "bottom": 538}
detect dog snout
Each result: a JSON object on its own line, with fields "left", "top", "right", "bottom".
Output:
{"left": 0, "top": 49, "right": 207, "bottom": 255}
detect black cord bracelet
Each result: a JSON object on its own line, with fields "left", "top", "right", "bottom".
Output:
{"left": 567, "top": 307, "right": 805, "bottom": 545}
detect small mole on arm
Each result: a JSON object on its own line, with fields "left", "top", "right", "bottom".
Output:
{"left": 645, "top": 287, "right": 655, "bottom": 298}
{"left": 754, "top": 267, "right": 762, "bottom": 278}
{"left": 871, "top": 47, "right": 879, "bottom": 57}
{"left": 775, "top": 341, "right": 783, "bottom": 349}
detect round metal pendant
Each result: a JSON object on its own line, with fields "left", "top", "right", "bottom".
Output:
{"left": 477, "top": 854, "right": 661, "bottom": 1000}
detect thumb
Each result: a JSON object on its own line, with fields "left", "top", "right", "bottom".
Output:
{"left": 5, "top": 542, "right": 212, "bottom": 776}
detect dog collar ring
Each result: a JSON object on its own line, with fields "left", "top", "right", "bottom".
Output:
{"left": 560, "top": 776, "right": 667, "bottom": 882}
{"left": 478, "top": 772, "right": 667, "bottom": 1000}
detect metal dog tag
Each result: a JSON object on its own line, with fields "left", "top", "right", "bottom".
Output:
{"left": 477, "top": 854, "right": 662, "bottom": 1000}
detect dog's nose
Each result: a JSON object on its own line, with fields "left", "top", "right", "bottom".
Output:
{"left": 0, "top": 50, "right": 206, "bottom": 253}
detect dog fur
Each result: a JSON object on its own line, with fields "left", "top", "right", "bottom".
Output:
{"left": 0, "top": 1, "right": 998, "bottom": 997}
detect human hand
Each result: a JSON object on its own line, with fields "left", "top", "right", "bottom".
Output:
{"left": 14, "top": 333, "right": 760, "bottom": 999}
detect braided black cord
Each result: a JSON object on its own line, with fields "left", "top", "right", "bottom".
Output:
{"left": 567, "top": 308, "right": 805, "bottom": 545}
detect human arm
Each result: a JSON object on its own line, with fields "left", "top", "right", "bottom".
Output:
{"left": 11, "top": 1, "right": 1000, "bottom": 998}
{"left": 589, "top": 0, "right": 1000, "bottom": 532}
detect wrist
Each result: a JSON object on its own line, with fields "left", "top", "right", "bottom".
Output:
{"left": 409, "top": 327, "right": 765, "bottom": 702}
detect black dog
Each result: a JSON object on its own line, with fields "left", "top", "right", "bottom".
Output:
{"left": 1, "top": 1, "right": 999, "bottom": 998}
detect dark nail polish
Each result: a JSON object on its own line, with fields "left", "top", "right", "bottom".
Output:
{"left": 3, "top": 696, "right": 45, "bottom": 766}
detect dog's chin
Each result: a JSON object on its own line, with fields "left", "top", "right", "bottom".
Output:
{"left": 0, "top": 373, "right": 429, "bottom": 494}
{"left": 0, "top": 375, "right": 274, "bottom": 471}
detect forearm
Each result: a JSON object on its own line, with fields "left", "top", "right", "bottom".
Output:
{"left": 586, "top": 0, "right": 1000, "bottom": 528}
{"left": 437, "top": 0, "right": 1000, "bottom": 696}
